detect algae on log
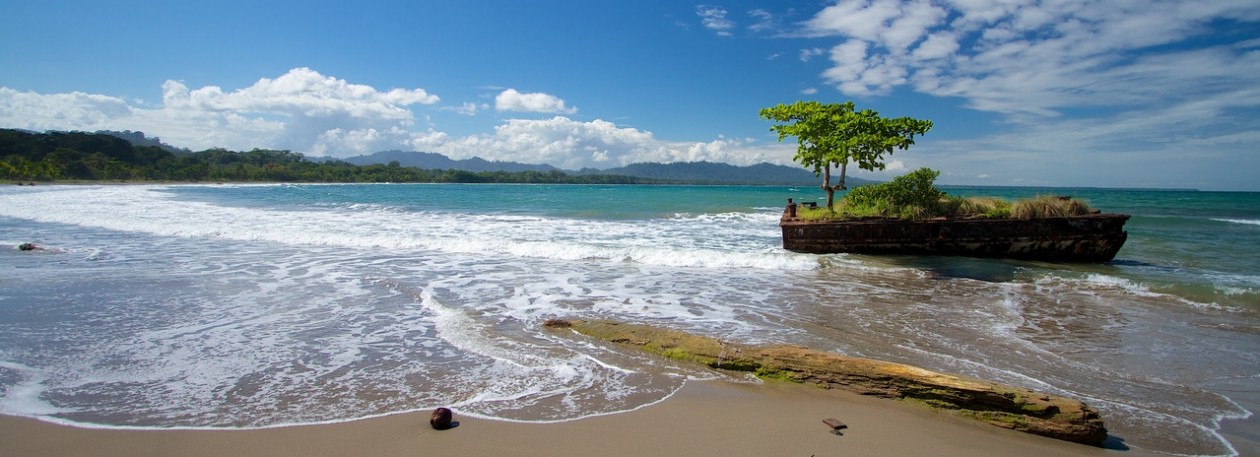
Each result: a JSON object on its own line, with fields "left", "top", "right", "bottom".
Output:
{"left": 543, "top": 319, "right": 1107, "bottom": 446}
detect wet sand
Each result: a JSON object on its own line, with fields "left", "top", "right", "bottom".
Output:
{"left": 0, "top": 379, "right": 1154, "bottom": 457}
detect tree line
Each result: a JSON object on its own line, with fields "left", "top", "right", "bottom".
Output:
{"left": 0, "top": 129, "right": 658, "bottom": 184}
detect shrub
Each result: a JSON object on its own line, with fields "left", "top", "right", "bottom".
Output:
{"left": 840, "top": 167, "right": 946, "bottom": 219}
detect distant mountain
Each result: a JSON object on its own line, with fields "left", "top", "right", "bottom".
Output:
{"left": 343, "top": 150, "right": 560, "bottom": 173}
{"left": 580, "top": 161, "right": 868, "bottom": 186}
{"left": 344, "top": 150, "right": 878, "bottom": 186}
{"left": 96, "top": 130, "right": 191, "bottom": 154}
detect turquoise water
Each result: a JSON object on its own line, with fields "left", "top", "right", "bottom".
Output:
{"left": 0, "top": 183, "right": 1257, "bottom": 456}
{"left": 944, "top": 187, "right": 1260, "bottom": 309}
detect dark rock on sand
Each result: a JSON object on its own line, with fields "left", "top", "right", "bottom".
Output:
{"left": 430, "top": 407, "right": 453, "bottom": 430}
{"left": 544, "top": 318, "right": 1108, "bottom": 446}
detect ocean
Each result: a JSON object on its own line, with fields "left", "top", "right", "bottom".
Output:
{"left": 0, "top": 183, "right": 1256, "bottom": 456}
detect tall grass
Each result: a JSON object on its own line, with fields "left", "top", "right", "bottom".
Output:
{"left": 796, "top": 206, "right": 841, "bottom": 221}
{"left": 951, "top": 196, "right": 1012, "bottom": 219}
{"left": 1010, "top": 195, "right": 1095, "bottom": 219}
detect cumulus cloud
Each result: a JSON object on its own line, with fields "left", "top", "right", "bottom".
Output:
{"left": 0, "top": 67, "right": 443, "bottom": 156}
{"left": 0, "top": 88, "right": 134, "bottom": 131}
{"left": 169, "top": 67, "right": 438, "bottom": 118}
{"left": 431, "top": 116, "right": 792, "bottom": 169}
{"left": 494, "top": 89, "right": 577, "bottom": 114}
{"left": 0, "top": 68, "right": 798, "bottom": 170}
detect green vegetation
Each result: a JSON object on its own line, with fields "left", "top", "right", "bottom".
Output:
{"left": 841, "top": 167, "right": 946, "bottom": 219}
{"left": 1011, "top": 194, "right": 1095, "bottom": 219}
{"left": 0, "top": 129, "right": 657, "bottom": 184}
{"left": 759, "top": 101, "right": 932, "bottom": 209}
{"left": 797, "top": 167, "right": 1095, "bottom": 221}
{"left": 760, "top": 102, "right": 1100, "bottom": 221}
{"left": 948, "top": 196, "right": 1012, "bottom": 219}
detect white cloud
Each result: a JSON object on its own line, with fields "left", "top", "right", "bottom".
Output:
{"left": 429, "top": 116, "right": 793, "bottom": 170}
{"left": 821, "top": 40, "right": 908, "bottom": 96}
{"left": 494, "top": 89, "right": 577, "bottom": 115}
{"left": 0, "top": 68, "right": 441, "bottom": 156}
{"left": 0, "top": 70, "right": 800, "bottom": 170}
{"left": 174, "top": 67, "right": 438, "bottom": 118}
{"left": 313, "top": 126, "right": 418, "bottom": 157}
{"left": 697, "top": 5, "right": 735, "bottom": 36}
{"left": 437, "top": 102, "right": 487, "bottom": 116}
{"left": 799, "top": 47, "right": 825, "bottom": 62}
{"left": 748, "top": 9, "right": 774, "bottom": 32}
{"left": 911, "top": 32, "right": 958, "bottom": 60}
{"left": 896, "top": 81, "right": 1260, "bottom": 189}
{"left": 0, "top": 88, "right": 133, "bottom": 131}
{"left": 802, "top": 1, "right": 1260, "bottom": 116}
{"left": 785, "top": 1, "right": 1260, "bottom": 189}
{"left": 804, "top": 0, "right": 901, "bottom": 41}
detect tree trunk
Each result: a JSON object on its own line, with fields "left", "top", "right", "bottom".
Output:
{"left": 823, "top": 161, "right": 850, "bottom": 211}
{"left": 839, "top": 160, "right": 848, "bottom": 190}
{"left": 822, "top": 163, "right": 836, "bottom": 210}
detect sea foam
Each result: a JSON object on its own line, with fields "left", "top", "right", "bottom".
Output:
{"left": 0, "top": 185, "right": 817, "bottom": 271}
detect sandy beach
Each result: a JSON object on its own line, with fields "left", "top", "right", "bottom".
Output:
{"left": 0, "top": 379, "right": 1152, "bottom": 457}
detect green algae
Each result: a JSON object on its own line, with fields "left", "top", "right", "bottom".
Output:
{"left": 543, "top": 318, "right": 1109, "bottom": 446}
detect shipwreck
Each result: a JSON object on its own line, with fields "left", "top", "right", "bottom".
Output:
{"left": 780, "top": 199, "right": 1130, "bottom": 262}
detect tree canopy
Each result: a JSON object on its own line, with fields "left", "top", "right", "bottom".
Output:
{"left": 0, "top": 129, "right": 656, "bottom": 185}
{"left": 759, "top": 101, "right": 932, "bottom": 209}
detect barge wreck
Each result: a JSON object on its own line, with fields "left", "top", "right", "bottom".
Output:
{"left": 780, "top": 200, "right": 1130, "bottom": 262}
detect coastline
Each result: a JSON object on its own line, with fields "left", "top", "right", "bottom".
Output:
{"left": 0, "top": 379, "right": 1150, "bottom": 457}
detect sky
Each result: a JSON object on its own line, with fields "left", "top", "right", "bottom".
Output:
{"left": 1, "top": 0, "right": 1258, "bottom": 191}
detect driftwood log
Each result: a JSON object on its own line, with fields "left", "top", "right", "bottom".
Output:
{"left": 543, "top": 319, "right": 1107, "bottom": 446}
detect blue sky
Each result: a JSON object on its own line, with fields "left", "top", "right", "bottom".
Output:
{"left": 2, "top": 1, "right": 1258, "bottom": 190}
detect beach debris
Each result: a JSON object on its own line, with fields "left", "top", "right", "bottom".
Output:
{"left": 822, "top": 418, "right": 847, "bottom": 436}
{"left": 543, "top": 319, "right": 1108, "bottom": 446}
{"left": 430, "top": 407, "right": 454, "bottom": 430}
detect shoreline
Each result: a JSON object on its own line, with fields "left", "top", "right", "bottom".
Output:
{"left": 0, "top": 379, "right": 1151, "bottom": 457}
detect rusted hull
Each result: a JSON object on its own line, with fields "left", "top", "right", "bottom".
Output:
{"left": 780, "top": 212, "right": 1130, "bottom": 262}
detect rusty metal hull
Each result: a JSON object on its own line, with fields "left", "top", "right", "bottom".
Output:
{"left": 780, "top": 212, "right": 1130, "bottom": 262}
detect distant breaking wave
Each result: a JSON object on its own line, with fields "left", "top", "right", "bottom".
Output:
{"left": 1212, "top": 218, "right": 1260, "bottom": 226}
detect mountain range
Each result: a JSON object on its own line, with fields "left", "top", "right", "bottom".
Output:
{"left": 91, "top": 131, "right": 873, "bottom": 186}
{"left": 342, "top": 150, "right": 872, "bottom": 186}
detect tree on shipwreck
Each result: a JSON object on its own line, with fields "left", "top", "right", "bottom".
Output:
{"left": 759, "top": 101, "right": 933, "bottom": 210}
